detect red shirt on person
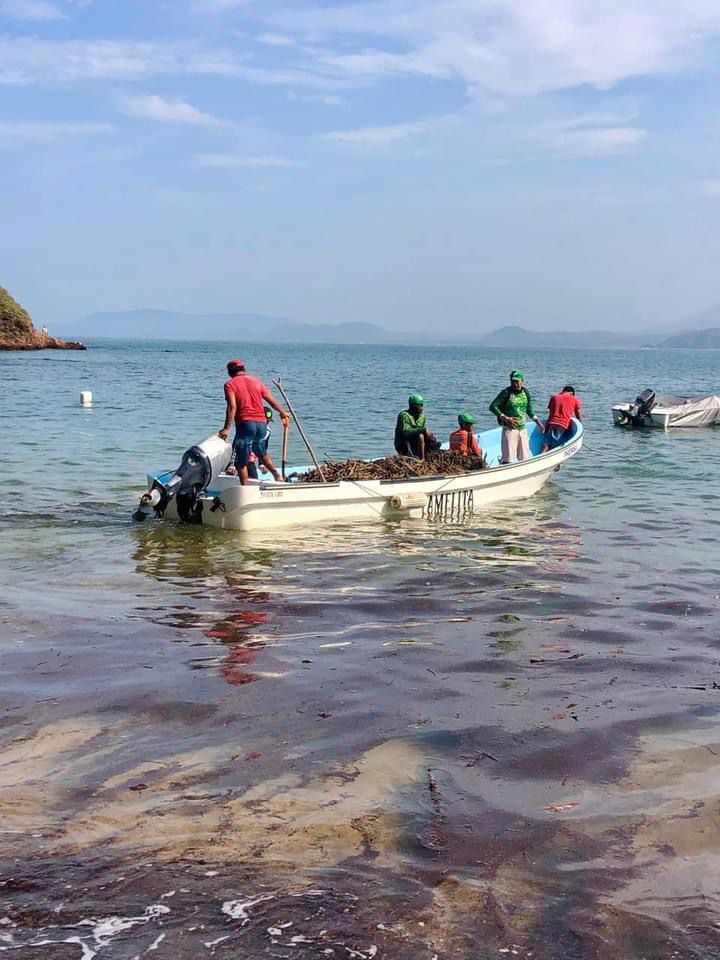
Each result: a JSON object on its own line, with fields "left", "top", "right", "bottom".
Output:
{"left": 547, "top": 392, "right": 582, "bottom": 430}
{"left": 224, "top": 374, "right": 272, "bottom": 424}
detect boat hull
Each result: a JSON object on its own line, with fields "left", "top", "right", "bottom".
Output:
{"left": 148, "top": 422, "right": 583, "bottom": 532}
{"left": 612, "top": 405, "right": 670, "bottom": 429}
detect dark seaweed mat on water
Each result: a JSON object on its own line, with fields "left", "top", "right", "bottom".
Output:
{"left": 297, "top": 451, "right": 486, "bottom": 483}
{"left": 0, "top": 857, "right": 432, "bottom": 959}
{"left": 3, "top": 853, "right": 720, "bottom": 960}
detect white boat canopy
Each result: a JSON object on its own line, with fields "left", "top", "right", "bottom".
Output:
{"left": 654, "top": 394, "right": 720, "bottom": 426}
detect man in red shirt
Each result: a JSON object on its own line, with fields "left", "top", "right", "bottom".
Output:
{"left": 218, "top": 360, "right": 290, "bottom": 485}
{"left": 543, "top": 385, "right": 582, "bottom": 451}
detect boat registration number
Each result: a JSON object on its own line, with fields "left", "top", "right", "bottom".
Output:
{"left": 260, "top": 490, "right": 284, "bottom": 498}
{"left": 424, "top": 488, "right": 474, "bottom": 519}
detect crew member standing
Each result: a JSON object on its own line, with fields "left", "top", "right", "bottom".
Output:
{"left": 218, "top": 360, "right": 289, "bottom": 486}
{"left": 489, "top": 369, "right": 545, "bottom": 464}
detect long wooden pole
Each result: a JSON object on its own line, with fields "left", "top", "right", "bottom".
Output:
{"left": 281, "top": 419, "right": 289, "bottom": 481}
{"left": 273, "top": 378, "right": 327, "bottom": 482}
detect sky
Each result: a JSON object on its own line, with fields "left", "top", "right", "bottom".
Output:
{"left": 3, "top": 0, "right": 720, "bottom": 333}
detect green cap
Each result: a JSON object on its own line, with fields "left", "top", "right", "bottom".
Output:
{"left": 510, "top": 369, "right": 525, "bottom": 381}
{"left": 408, "top": 393, "right": 424, "bottom": 406}
{"left": 264, "top": 407, "right": 273, "bottom": 420}
{"left": 458, "top": 411, "right": 475, "bottom": 425}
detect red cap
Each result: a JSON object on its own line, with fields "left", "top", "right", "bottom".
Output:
{"left": 227, "top": 359, "right": 245, "bottom": 371}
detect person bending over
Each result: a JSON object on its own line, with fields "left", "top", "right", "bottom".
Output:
{"left": 543, "top": 385, "right": 582, "bottom": 452}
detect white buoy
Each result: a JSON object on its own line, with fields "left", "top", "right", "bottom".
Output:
{"left": 80, "top": 390, "right": 93, "bottom": 406}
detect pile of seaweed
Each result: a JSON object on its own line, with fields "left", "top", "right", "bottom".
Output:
{"left": 296, "top": 450, "right": 486, "bottom": 483}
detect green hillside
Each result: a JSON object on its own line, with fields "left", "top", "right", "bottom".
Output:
{"left": 0, "top": 286, "right": 35, "bottom": 341}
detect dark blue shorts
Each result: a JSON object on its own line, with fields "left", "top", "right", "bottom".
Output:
{"left": 233, "top": 420, "right": 269, "bottom": 468}
{"left": 545, "top": 423, "right": 572, "bottom": 449}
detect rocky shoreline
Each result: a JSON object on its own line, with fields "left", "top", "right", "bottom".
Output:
{"left": 0, "top": 333, "right": 86, "bottom": 351}
{"left": 0, "top": 285, "right": 86, "bottom": 351}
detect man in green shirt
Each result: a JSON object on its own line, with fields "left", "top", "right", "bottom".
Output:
{"left": 394, "top": 393, "right": 436, "bottom": 459}
{"left": 489, "top": 370, "right": 545, "bottom": 463}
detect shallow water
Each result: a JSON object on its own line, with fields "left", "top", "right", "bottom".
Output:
{"left": 2, "top": 341, "right": 720, "bottom": 958}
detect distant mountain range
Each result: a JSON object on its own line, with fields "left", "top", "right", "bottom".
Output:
{"left": 653, "top": 302, "right": 720, "bottom": 347}
{"left": 60, "top": 306, "right": 720, "bottom": 348}
{"left": 658, "top": 327, "right": 720, "bottom": 348}
{"left": 476, "top": 325, "right": 666, "bottom": 348}
{"left": 63, "top": 309, "right": 392, "bottom": 344}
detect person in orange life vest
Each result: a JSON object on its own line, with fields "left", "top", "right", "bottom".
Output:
{"left": 219, "top": 360, "right": 289, "bottom": 486}
{"left": 542, "top": 385, "right": 582, "bottom": 452}
{"left": 449, "top": 412, "right": 482, "bottom": 457}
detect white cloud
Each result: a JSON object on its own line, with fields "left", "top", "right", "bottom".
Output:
{"left": 288, "top": 90, "right": 344, "bottom": 105}
{"left": 323, "top": 120, "right": 428, "bottom": 145}
{"left": 194, "top": 153, "right": 298, "bottom": 167}
{"left": 0, "top": 0, "right": 64, "bottom": 21}
{"left": 701, "top": 179, "right": 720, "bottom": 197}
{"left": 0, "top": 120, "right": 112, "bottom": 143}
{"left": 322, "top": 107, "right": 641, "bottom": 161}
{"left": 0, "top": 38, "right": 181, "bottom": 84}
{"left": 322, "top": 114, "right": 455, "bottom": 145}
{"left": 118, "top": 93, "right": 224, "bottom": 125}
{"left": 557, "top": 125, "right": 646, "bottom": 156}
{"left": 5, "top": 2, "right": 715, "bottom": 106}
{"left": 0, "top": 35, "right": 344, "bottom": 89}
{"left": 254, "top": 0, "right": 720, "bottom": 99}
{"left": 257, "top": 32, "right": 294, "bottom": 46}
{"left": 0, "top": 69, "right": 29, "bottom": 83}
{"left": 530, "top": 109, "right": 648, "bottom": 157}
{"left": 228, "top": 63, "right": 344, "bottom": 89}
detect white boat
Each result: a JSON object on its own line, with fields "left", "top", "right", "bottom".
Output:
{"left": 612, "top": 389, "right": 720, "bottom": 429}
{"left": 137, "top": 420, "right": 583, "bottom": 532}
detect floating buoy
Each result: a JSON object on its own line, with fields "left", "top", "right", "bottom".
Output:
{"left": 80, "top": 390, "right": 93, "bottom": 406}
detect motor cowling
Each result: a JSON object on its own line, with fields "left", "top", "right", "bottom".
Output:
{"left": 629, "top": 388, "right": 656, "bottom": 419}
{"left": 139, "top": 435, "right": 232, "bottom": 523}
{"left": 620, "top": 388, "right": 657, "bottom": 426}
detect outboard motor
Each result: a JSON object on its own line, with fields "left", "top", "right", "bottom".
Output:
{"left": 626, "top": 388, "right": 656, "bottom": 426}
{"left": 135, "top": 435, "right": 232, "bottom": 524}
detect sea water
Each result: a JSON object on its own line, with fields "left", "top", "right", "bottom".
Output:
{"left": 1, "top": 340, "right": 719, "bottom": 959}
